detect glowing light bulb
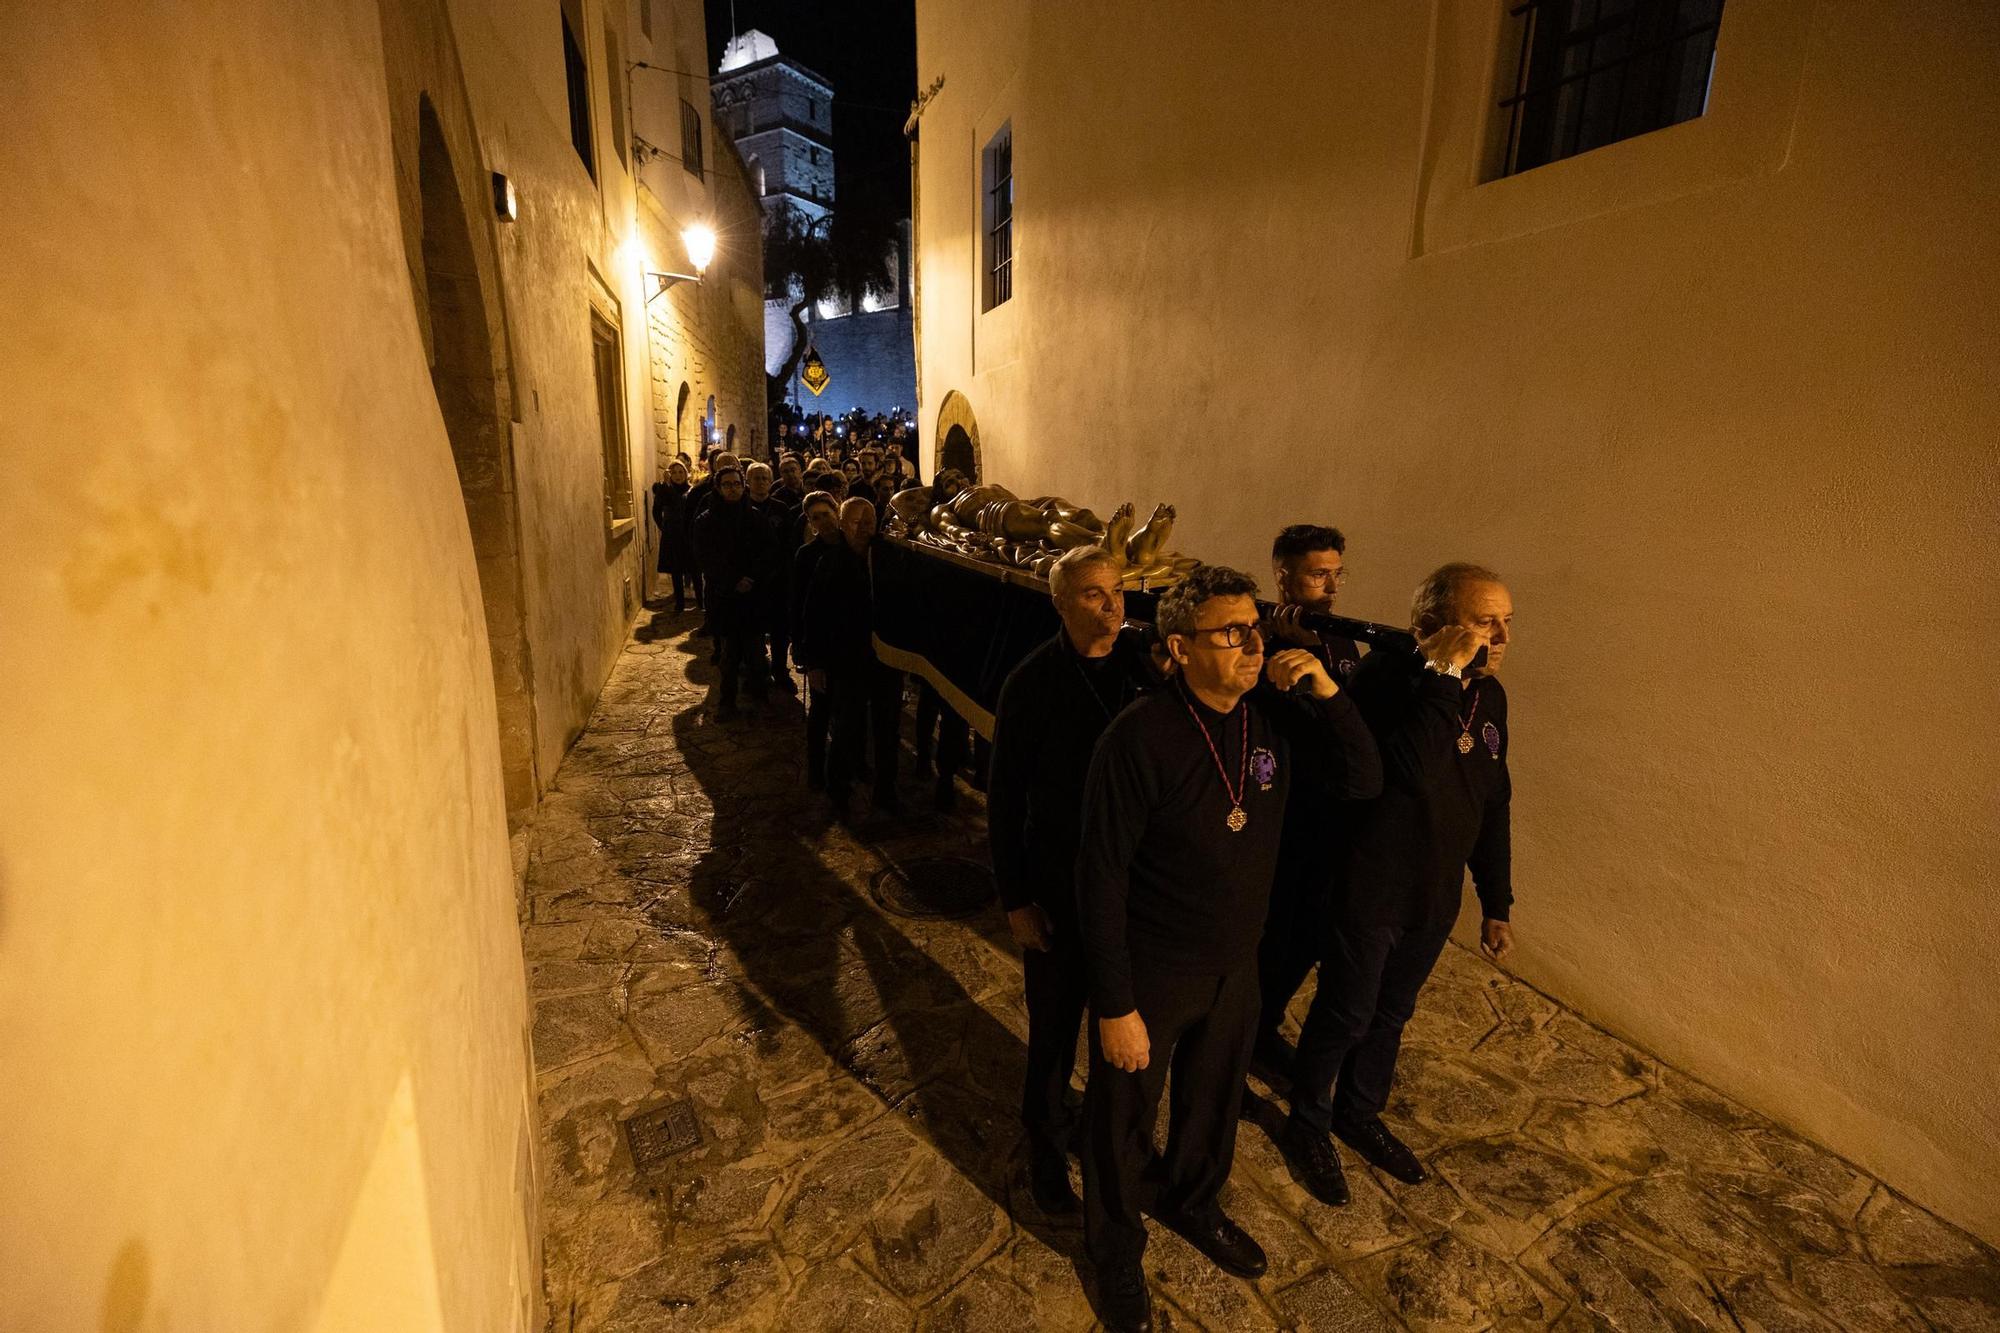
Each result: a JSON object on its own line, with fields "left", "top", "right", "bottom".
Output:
{"left": 682, "top": 223, "right": 717, "bottom": 273}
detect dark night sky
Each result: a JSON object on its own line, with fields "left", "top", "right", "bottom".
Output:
{"left": 703, "top": 0, "right": 917, "bottom": 221}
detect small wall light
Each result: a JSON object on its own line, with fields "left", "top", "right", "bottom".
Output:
{"left": 491, "top": 172, "right": 517, "bottom": 222}
{"left": 646, "top": 223, "right": 718, "bottom": 303}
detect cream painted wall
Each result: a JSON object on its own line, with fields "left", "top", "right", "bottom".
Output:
{"left": 915, "top": 0, "right": 2000, "bottom": 1241}
{"left": 0, "top": 2, "right": 542, "bottom": 1328}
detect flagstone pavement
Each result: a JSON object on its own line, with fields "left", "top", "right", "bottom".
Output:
{"left": 525, "top": 609, "right": 2000, "bottom": 1332}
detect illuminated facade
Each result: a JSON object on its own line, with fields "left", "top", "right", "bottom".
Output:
{"left": 911, "top": 0, "right": 2000, "bottom": 1246}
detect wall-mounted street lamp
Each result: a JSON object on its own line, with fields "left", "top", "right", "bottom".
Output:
{"left": 646, "top": 223, "right": 718, "bottom": 303}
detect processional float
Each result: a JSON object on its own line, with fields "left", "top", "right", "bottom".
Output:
{"left": 872, "top": 473, "right": 1415, "bottom": 740}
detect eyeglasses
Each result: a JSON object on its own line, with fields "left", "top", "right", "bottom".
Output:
{"left": 1298, "top": 569, "right": 1348, "bottom": 586}
{"left": 1186, "top": 623, "right": 1263, "bottom": 648}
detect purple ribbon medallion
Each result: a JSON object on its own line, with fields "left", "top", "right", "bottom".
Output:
{"left": 1250, "top": 746, "right": 1278, "bottom": 790}
{"left": 1482, "top": 721, "right": 1501, "bottom": 757}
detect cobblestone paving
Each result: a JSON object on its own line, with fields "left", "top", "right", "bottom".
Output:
{"left": 527, "top": 611, "right": 2000, "bottom": 1332}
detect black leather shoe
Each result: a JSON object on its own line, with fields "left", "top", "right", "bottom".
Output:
{"left": 1097, "top": 1263, "right": 1153, "bottom": 1333}
{"left": 1250, "top": 1031, "right": 1296, "bottom": 1083}
{"left": 1028, "top": 1148, "right": 1078, "bottom": 1216}
{"left": 1279, "top": 1118, "right": 1351, "bottom": 1207}
{"left": 1164, "top": 1209, "right": 1267, "bottom": 1279}
{"left": 1333, "top": 1114, "right": 1427, "bottom": 1184}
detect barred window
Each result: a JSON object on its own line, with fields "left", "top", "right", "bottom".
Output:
{"left": 1494, "top": 0, "right": 1724, "bottom": 179}
{"left": 591, "top": 308, "right": 632, "bottom": 528}
{"left": 560, "top": 10, "right": 594, "bottom": 182}
{"left": 982, "top": 127, "right": 1013, "bottom": 310}
{"left": 680, "top": 99, "right": 705, "bottom": 180}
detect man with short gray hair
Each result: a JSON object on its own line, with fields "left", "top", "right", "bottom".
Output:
{"left": 1279, "top": 562, "right": 1517, "bottom": 1206}
{"left": 988, "top": 543, "right": 1153, "bottom": 1217}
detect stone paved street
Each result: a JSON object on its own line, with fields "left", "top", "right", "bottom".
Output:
{"left": 525, "top": 611, "right": 2000, "bottom": 1332}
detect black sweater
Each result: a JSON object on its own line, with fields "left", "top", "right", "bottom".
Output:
{"left": 988, "top": 632, "right": 1154, "bottom": 921}
{"left": 1336, "top": 650, "right": 1513, "bottom": 928}
{"left": 1076, "top": 683, "right": 1376, "bottom": 1016}
{"left": 797, "top": 542, "right": 876, "bottom": 671}
{"left": 691, "top": 496, "right": 773, "bottom": 601}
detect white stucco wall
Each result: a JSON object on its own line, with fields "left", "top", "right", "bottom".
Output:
{"left": 914, "top": 0, "right": 2000, "bottom": 1242}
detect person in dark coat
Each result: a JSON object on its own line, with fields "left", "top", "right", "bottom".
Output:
{"left": 691, "top": 465, "right": 772, "bottom": 717}
{"left": 746, "top": 462, "right": 799, "bottom": 695}
{"left": 682, "top": 450, "right": 735, "bottom": 645}
{"left": 798, "top": 497, "right": 901, "bottom": 818}
{"left": 1278, "top": 563, "right": 1517, "bottom": 1208}
{"left": 988, "top": 545, "right": 1155, "bottom": 1216}
{"left": 1254, "top": 523, "right": 1365, "bottom": 1071}
{"left": 650, "top": 459, "right": 700, "bottom": 613}
{"left": 789, "top": 492, "right": 844, "bottom": 789}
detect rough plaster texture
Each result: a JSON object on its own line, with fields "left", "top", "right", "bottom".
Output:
{"left": 0, "top": 3, "right": 537, "bottom": 1326}
{"left": 0, "top": 0, "right": 760, "bottom": 1324}
{"left": 913, "top": 0, "right": 2000, "bottom": 1243}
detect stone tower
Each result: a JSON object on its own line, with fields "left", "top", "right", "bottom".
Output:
{"left": 712, "top": 29, "right": 835, "bottom": 225}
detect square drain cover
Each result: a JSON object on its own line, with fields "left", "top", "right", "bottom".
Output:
{"left": 624, "top": 1100, "right": 702, "bottom": 1171}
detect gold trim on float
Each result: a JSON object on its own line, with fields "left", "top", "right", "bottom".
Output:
{"left": 871, "top": 634, "right": 998, "bottom": 741}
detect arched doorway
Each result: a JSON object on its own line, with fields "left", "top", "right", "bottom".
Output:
{"left": 416, "top": 97, "right": 538, "bottom": 814}
{"left": 725, "top": 423, "right": 736, "bottom": 454}
{"left": 935, "top": 389, "right": 981, "bottom": 482}
{"left": 674, "top": 382, "right": 692, "bottom": 464}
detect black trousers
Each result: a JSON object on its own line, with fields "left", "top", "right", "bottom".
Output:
{"left": 804, "top": 681, "right": 832, "bottom": 786}
{"left": 1255, "top": 871, "right": 1322, "bottom": 1047}
{"left": 1083, "top": 962, "right": 1259, "bottom": 1270}
{"left": 1288, "top": 917, "right": 1455, "bottom": 1132}
{"left": 827, "top": 662, "right": 902, "bottom": 803}
{"left": 668, "top": 570, "right": 699, "bottom": 613}
{"left": 1021, "top": 926, "right": 1089, "bottom": 1156}
{"left": 914, "top": 681, "right": 970, "bottom": 777}
{"left": 712, "top": 601, "right": 768, "bottom": 708}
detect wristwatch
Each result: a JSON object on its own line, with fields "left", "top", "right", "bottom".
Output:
{"left": 1424, "top": 659, "right": 1463, "bottom": 680}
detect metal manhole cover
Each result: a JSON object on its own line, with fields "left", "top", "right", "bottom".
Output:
{"left": 624, "top": 1099, "right": 702, "bottom": 1171}
{"left": 871, "top": 856, "right": 996, "bottom": 920}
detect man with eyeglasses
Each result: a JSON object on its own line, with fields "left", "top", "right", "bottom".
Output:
{"left": 1277, "top": 562, "right": 1517, "bottom": 1209}
{"left": 1075, "top": 565, "right": 1379, "bottom": 1332}
{"left": 1254, "top": 523, "right": 1368, "bottom": 1079}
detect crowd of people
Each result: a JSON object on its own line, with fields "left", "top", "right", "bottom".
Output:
{"left": 649, "top": 438, "right": 961, "bottom": 819}
{"left": 653, "top": 450, "right": 1518, "bottom": 1333}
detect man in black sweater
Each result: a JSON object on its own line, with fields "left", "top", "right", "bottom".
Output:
{"left": 690, "top": 466, "right": 771, "bottom": 718}
{"left": 788, "top": 491, "right": 843, "bottom": 789}
{"left": 1255, "top": 523, "right": 1367, "bottom": 1074}
{"left": 989, "top": 546, "right": 1156, "bottom": 1217}
{"left": 798, "top": 497, "right": 902, "bottom": 818}
{"left": 1076, "top": 565, "right": 1379, "bottom": 1333}
{"left": 1280, "top": 563, "right": 1517, "bottom": 1206}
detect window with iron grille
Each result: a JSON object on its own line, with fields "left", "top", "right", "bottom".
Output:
{"left": 680, "top": 99, "right": 705, "bottom": 180}
{"left": 1494, "top": 0, "right": 1724, "bottom": 179}
{"left": 591, "top": 308, "right": 632, "bottom": 527}
{"left": 560, "top": 11, "right": 594, "bottom": 182}
{"left": 982, "top": 127, "right": 1013, "bottom": 310}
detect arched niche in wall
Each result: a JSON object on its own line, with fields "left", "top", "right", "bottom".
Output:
{"left": 407, "top": 92, "right": 538, "bottom": 816}
{"left": 934, "top": 390, "right": 980, "bottom": 482}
